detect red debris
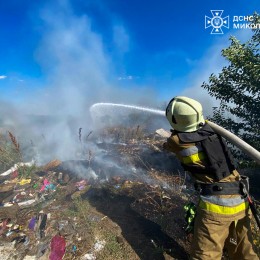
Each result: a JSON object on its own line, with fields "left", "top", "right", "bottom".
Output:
{"left": 49, "top": 235, "right": 66, "bottom": 260}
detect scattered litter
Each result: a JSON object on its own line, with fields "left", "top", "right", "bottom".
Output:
{"left": 13, "top": 193, "right": 24, "bottom": 203}
{"left": 24, "top": 236, "right": 30, "bottom": 245}
{"left": 33, "top": 183, "right": 39, "bottom": 189}
{"left": 72, "top": 245, "right": 77, "bottom": 253}
{"left": 80, "top": 239, "right": 105, "bottom": 260}
{"left": 12, "top": 224, "right": 21, "bottom": 230}
{"left": 6, "top": 222, "right": 13, "bottom": 228}
{"left": 40, "top": 179, "right": 50, "bottom": 191}
{"left": 45, "top": 183, "right": 56, "bottom": 191}
{"left": 6, "top": 230, "right": 14, "bottom": 237}
{"left": 23, "top": 255, "right": 37, "bottom": 260}
{"left": 81, "top": 253, "right": 96, "bottom": 260}
{"left": 38, "top": 213, "right": 47, "bottom": 239}
{"left": 0, "top": 130, "right": 196, "bottom": 259}
{"left": 71, "top": 185, "right": 91, "bottom": 200}
{"left": 57, "top": 172, "right": 63, "bottom": 184}
{"left": 18, "top": 199, "right": 36, "bottom": 207}
{"left": 0, "top": 219, "right": 8, "bottom": 235}
{"left": 0, "top": 161, "right": 34, "bottom": 176}
{"left": 93, "top": 240, "right": 105, "bottom": 251}
{"left": 49, "top": 235, "right": 66, "bottom": 260}
{"left": 10, "top": 170, "right": 19, "bottom": 179}
{"left": 58, "top": 220, "right": 68, "bottom": 231}
{"left": 28, "top": 217, "right": 37, "bottom": 230}
{"left": 75, "top": 180, "right": 87, "bottom": 190}
{"left": 12, "top": 235, "right": 27, "bottom": 243}
{"left": 2, "top": 202, "right": 13, "bottom": 207}
{"left": 17, "top": 179, "right": 31, "bottom": 186}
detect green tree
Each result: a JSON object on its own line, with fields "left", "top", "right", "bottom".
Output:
{"left": 202, "top": 14, "right": 260, "bottom": 165}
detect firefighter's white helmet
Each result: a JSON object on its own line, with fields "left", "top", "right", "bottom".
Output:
{"left": 165, "top": 96, "right": 205, "bottom": 132}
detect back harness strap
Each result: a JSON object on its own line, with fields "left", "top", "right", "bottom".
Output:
{"left": 194, "top": 176, "right": 249, "bottom": 196}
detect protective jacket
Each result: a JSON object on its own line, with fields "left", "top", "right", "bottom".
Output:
{"left": 176, "top": 123, "right": 236, "bottom": 181}
{"left": 164, "top": 123, "right": 259, "bottom": 259}
{"left": 164, "top": 123, "right": 247, "bottom": 209}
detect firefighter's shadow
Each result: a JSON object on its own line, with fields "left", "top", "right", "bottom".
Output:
{"left": 85, "top": 188, "right": 188, "bottom": 260}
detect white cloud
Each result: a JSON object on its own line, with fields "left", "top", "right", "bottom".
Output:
{"left": 0, "top": 75, "right": 7, "bottom": 79}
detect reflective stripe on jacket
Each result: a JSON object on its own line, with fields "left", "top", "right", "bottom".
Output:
{"left": 199, "top": 195, "right": 248, "bottom": 214}
{"left": 200, "top": 195, "right": 247, "bottom": 207}
{"left": 199, "top": 199, "right": 249, "bottom": 215}
{"left": 177, "top": 144, "right": 206, "bottom": 164}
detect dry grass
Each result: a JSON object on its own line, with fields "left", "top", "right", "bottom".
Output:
{"left": 100, "top": 125, "right": 145, "bottom": 143}
{"left": 8, "top": 131, "right": 20, "bottom": 153}
{"left": 0, "top": 132, "right": 22, "bottom": 171}
{"left": 0, "top": 131, "right": 39, "bottom": 178}
{"left": 149, "top": 169, "right": 187, "bottom": 194}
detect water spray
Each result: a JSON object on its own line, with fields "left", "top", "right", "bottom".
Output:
{"left": 90, "top": 102, "right": 165, "bottom": 116}
{"left": 90, "top": 102, "right": 260, "bottom": 164}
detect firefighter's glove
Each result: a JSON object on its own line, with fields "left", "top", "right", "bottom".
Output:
{"left": 184, "top": 202, "right": 196, "bottom": 234}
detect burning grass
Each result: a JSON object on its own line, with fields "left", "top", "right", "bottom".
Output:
{"left": 0, "top": 125, "right": 259, "bottom": 258}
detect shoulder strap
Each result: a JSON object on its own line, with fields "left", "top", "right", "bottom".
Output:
{"left": 177, "top": 123, "right": 214, "bottom": 143}
{"left": 201, "top": 134, "right": 236, "bottom": 181}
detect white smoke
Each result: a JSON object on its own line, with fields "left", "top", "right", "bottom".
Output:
{"left": 0, "top": 0, "right": 159, "bottom": 164}
{"left": 0, "top": 1, "right": 253, "bottom": 165}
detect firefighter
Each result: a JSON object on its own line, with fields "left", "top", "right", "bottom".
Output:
{"left": 163, "top": 96, "right": 259, "bottom": 260}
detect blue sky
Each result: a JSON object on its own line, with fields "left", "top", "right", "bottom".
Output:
{"left": 0, "top": 0, "right": 259, "bottom": 107}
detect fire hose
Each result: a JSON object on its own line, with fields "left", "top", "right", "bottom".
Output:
{"left": 206, "top": 120, "right": 260, "bottom": 165}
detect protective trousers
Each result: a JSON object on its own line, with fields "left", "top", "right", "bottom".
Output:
{"left": 190, "top": 207, "right": 259, "bottom": 260}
